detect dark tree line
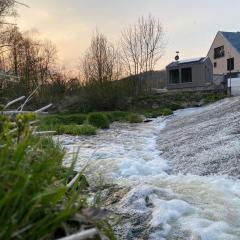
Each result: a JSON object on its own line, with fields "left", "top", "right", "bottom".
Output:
{"left": 0, "top": 4, "right": 166, "bottom": 110}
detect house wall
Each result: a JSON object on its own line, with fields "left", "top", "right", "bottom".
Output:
{"left": 166, "top": 60, "right": 213, "bottom": 90}
{"left": 207, "top": 32, "right": 240, "bottom": 75}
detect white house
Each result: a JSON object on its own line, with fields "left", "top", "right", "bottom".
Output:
{"left": 207, "top": 31, "right": 240, "bottom": 75}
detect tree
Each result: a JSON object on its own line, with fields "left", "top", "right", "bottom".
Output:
{"left": 80, "top": 31, "right": 124, "bottom": 110}
{"left": 82, "top": 30, "right": 122, "bottom": 84}
{"left": 121, "top": 15, "right": 165, "bottom": 76}
{"left": 0, "top": 0, "right": 15, "bottom": 19}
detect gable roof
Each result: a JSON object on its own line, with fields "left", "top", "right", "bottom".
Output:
{"left": 167, "top": 57, "right": 208, "bottom": 68}
{"left": 220, "top": 31, "right": 240, "bottom": 54}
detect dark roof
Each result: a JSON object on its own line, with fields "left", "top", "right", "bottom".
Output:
{"left": 166, "top": 57, "right": 207, "bottom": 68}
{"left": 220, "top": 31, "right": 240, "bottom": 53}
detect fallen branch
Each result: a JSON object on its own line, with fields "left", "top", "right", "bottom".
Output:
{"left": 4, "top": 96, "right": 25, "bottom": 110}
{"left": 2, "top": 111, "right": 48, "bottom": 115}
{"left": 67, "top": 173, "right": 80, "bottom": 190}
{"left": 57, "top": 228, "right": 99, "bottom": 240}
{"left": 35, "top": 104, "right": 53, "bottom": 113}
{"left": 33, "top": 131, "right": 56, "bottom": 136}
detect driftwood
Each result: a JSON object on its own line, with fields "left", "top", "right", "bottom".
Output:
{"left": 2, "top": 110, "right": 48, "bottom": 115}
{"left": 4, "top": 96, "right": 25, "bottom": 110}
{"left": 33, "top": 131, "right": 56, "bottom": 136}
{"left": 57, "top": 228, "right": 100, "bottom": 240}
{"left": 67, "top": 173, "right": 81, "bottom": 190}
{"left": 35, "top": 104, "right": 53, "bottom": 113}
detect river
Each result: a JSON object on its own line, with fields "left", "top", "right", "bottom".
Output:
{"left": 56, "top": 108, "right": 240, "bottom": 240}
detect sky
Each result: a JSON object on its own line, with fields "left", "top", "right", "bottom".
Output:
{"left": 17, "top": 0, "right": 240, "bottom": 70}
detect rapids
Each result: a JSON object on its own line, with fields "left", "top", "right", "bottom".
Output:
{"left": 56, "top": 108, "right": 240, "bottom": 240}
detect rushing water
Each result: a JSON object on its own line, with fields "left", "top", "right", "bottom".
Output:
{"left": 56, "top": 109, "right": 240, "bottom": 240}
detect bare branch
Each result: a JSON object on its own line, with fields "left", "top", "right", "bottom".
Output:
{"left": 57, "top": 228, "right": 100, "bottom": 240}
{"left": 4, "top": 96, "right": 25, "bottom": 109}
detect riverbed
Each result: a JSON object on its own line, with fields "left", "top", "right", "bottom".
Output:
{"left": 56, "top": 102, "right": 240, "bottom": 240}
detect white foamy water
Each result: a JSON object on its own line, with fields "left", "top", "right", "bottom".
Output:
{"left": 56, "top": 110, "right": 240, "bottom": 240}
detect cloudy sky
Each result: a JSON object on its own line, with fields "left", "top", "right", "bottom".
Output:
{"left": 17, "top": 0, "right": 240, "bottom": 70}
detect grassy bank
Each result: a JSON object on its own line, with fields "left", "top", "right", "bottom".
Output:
{"left": 38, "top": 91, "right": 228, "bottom": 136}
{"left": 38, "top": 111, "right": 145, "bottom": 135}
{"left": 0, "top": 113, "right": 115, "bottom": 240}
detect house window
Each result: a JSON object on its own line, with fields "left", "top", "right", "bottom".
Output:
{"left": 227, "top": 58, "right": 234, "bottom": 71}
{"left": 214, "top": 46, "right": 225, "bottom": 59}
{"left": 169, "top": 69, "right": 180, "bottom": 84}
{"left": 181, "top": 68, "right": 192, "bottom": 83}
{"left": 214, "top": 62, "right": 217, "bottom": 68}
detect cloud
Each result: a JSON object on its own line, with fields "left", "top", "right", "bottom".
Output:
{"left": 17, "top": 0, "right": 240, "bottom": 70}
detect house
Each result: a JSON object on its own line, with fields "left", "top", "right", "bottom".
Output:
{"left": 166, "top": 57, "right": 213, "bottom": 91}
{"left": 207, "top": 31, "right": 240, "bottom": 75}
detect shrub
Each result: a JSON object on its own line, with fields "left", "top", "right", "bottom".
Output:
{"left": 160, "top": 108, "right": 173, "bottom": 116}
{"left": 61, "top": 114, "right": 87, "bottom": 125}
{"left": 56, "top": 124, "right": 96, "bottom": 136}
{"left": 40, "top": 114, "right": 64, "bottom": 126}
{"left": 127, "top": 113, "right": 143, "bottom": 123}
{"left": 104, "top": 112, "right": 114, "bottom": 123}
{"left": 87, "top": 113, "right": 110, "bottom": 129}
{"left": 109, "top": 111, "right": 129, "bottom": 122}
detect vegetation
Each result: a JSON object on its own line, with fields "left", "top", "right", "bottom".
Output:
{"left": 160, "top": 108, "right": 173, "bottom": 116}
{"left": 127, "top": 113, "right": 144, "bottom": 123}
{"left": 87, "top": 112, "right": 110, "bottom": 129}
{"left": 56, "top": 124, "right": 97, "bottom": 136}
{"left": 0, "top": 113, "right": 114, "bottom": 240}
{"left": 109, "top": 111, "right": 129, "bottom": 122}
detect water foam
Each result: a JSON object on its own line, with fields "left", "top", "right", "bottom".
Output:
{"left": 57, "top": 111, "right": 240, "bottom": 239}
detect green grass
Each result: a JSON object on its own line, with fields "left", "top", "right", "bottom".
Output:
{"left": 56, "top": 124, "right": 97, "bottom": 136}
{"left": 39, "top": 111, "right": 147, "bottom": 135}
{"left": 109, "top": 111, "right": 129, "bottom": 122}
{"left": 160, "top": 108, "right": 173, "bottom": 116}
{"left": 126, "top": 113, "right": 143, "bottom": 123}
{"left": 87, "top": 113, "right": 110, "bottom": 129}
{"left": 0, "top": 113, "right": 115, "bottom": 240}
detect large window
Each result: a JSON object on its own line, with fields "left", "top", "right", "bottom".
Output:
{"left": 181, "top": 68, "right": 192, "bottom": 83}
{"left": 227, "top": 58, "right": 234, "bottom": 71}
{"left": 169, "top": 69, "right": 180, "bottom": 84}
{"left": 214, "top": 46, "right": 225, "bottom": 59}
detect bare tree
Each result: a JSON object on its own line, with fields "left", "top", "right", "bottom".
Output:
{"left": 121, "top": 15, "right": 165, "bottom": 76}
{"left": 0, "top": 0, "right": 15, "bottom": 19}
{"left": 82, "top": 30, "right": 122, "bottom": 84}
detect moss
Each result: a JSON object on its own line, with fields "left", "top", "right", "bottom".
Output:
{"left": 87, "top": 113, "right": 110, "bottom": 129}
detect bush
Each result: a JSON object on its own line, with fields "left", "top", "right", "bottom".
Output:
{"left": 56, "top": 124, "right": 97, "bottom": 136}
{"left": 61, "top": 114, "right": 87, "bottom": 125}
{"left": 87, "top": 113, "right": 110, "bottom": 129}
{"left": 127, "top": 113, "right": 143, "bottom": 123}
{"left": 104, "top": 112, "right": 114, "bottom": 123}
{"left": 160, "top": 108, "right": 173, "bottom": 116}
{"left": 38, "top": 114, "right": 88, "bottom": 132}
{"left": 40, "top": 114, "right": 64, "bottom": 126}
{"left": 109, "top": 111, "right": 129, "bottom": 122}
